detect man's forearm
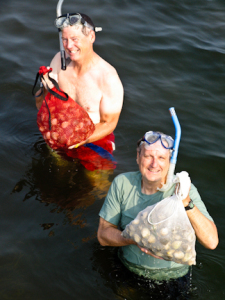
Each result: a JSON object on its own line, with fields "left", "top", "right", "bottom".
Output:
{"left": 186, "top": 205, "right": 218, "bottom": 249}
{"left": 87, "top": 117, "right": 118, "bottom": 144}
{"left": 97, "top": 226, "right": 136, "bottom": 247}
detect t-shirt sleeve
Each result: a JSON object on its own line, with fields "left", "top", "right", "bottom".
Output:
{"left": 189, "top": 183, "right": 214, "bottom": 222}
{"left": 99, "top": 176, "right": 122, "bottom": 226}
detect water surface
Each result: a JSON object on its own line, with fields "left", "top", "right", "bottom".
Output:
{"left": 0, "top": 0, "right": 224, "bottom": 299}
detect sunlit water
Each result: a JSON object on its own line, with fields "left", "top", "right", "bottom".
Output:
{"left": 0, "top": 0, "right": 224, "bottom": 299}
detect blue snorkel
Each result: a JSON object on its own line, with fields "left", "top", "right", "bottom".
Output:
{"left": 159, "top": 107, "right": 181, "bottom": 191}
{"left": 56, "top": 0, "right": 66, "bottom": 70}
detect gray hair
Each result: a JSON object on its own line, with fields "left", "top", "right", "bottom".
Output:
{"left": 61, "top": 21, "right": 92, "bottom": 36}
{"left": 137, "top": 131, "right": 173, "bottom": 157}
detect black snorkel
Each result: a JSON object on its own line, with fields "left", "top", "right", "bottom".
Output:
{"left": 56, "top": 0, "right": 66, "bottom": 70}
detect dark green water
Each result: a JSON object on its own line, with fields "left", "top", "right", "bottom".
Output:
{"left": 0, "top": 0, "right": 224, "bottom": 299}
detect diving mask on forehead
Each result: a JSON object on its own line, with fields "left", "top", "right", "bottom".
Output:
{"left": 55, "top": 13, "right": 102, "bottom": 32}
{"left": 140, "top": 131, "right": 174, "bottom": 150}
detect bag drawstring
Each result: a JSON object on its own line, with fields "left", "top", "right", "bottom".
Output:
{"left": 32, "top": 68, "right": 69, "bottom": 130}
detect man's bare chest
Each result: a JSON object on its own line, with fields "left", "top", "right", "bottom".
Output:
{"left": 58, "top": 74, "right": 102, "bottom": 113}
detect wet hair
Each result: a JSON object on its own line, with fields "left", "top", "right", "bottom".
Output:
{"left": 80, "top": 13, "right": 95, "bottom": 29}
{"left": 79, "top": 13, "right": 95, "bottom": 36}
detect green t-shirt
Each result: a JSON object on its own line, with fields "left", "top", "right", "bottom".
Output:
{"left": 99, "top": 171, "right": 213, "bottom": 280}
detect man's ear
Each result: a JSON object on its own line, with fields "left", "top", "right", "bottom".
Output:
{"left": 136, "top": 151, "right": 140, "bottom": 165}
{"left": 89, "top": 30, "right": 95, "bottom": 43}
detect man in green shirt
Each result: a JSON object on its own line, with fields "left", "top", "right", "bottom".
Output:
{"left": 97, "top": 131, "right": 218, "bottom": 282}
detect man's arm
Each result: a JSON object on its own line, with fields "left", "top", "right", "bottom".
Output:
{"left": 183, "top": 195, "right": 219, "bottom": 249}
{"left": 97, "top": 217, "right": 163, "bottom": 259}
{"left": 97, "top": 217, "right": 136, "bottom": 247}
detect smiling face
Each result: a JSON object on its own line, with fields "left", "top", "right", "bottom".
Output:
{"left": 137, "top": 140, "right": 170, "bottom": 187}
{"left": 61, "top": 25, "right": 95, "bottom": 62}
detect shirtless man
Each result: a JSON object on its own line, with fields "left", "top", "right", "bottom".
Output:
{"left": 35, "top": 13, "right": 123, "bottom": 148}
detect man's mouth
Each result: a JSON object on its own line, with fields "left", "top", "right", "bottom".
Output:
{"left": 69, "top": 49, "right": 79, "bottom": 54}
{"left": 148, "top": 168, "right": 159, "bottom": 174}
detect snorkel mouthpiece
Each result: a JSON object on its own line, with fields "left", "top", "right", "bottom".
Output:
{"left": 158, "top": 107, "right": 181, "bottom": 192}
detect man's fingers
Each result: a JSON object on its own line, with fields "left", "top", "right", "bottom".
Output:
{"left": 138, "top": 245, "right": 163, "bottom": 259}
{"left": 68, "top": 143, "right": 80, "bottom": 149}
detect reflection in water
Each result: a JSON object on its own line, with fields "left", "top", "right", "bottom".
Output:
{"left": 12, "top": 139, "right": 114, "bottom": 234}
{"left": 91, "top": 243, "right": 195, "bottom": 300}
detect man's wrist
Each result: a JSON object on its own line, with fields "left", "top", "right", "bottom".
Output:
{"left": 185, "top": 199, "right": 195, "bottom": 211}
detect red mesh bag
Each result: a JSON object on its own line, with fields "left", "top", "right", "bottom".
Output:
{"left": 34, "top": 66, "right": 95, "bottom": 150}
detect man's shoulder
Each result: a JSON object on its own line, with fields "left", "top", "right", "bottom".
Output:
{"left": 94, "top": 55, "right": 120, "bottom": 80}
{"left": 50, "top": 52, "right": 61, "bottom": 75}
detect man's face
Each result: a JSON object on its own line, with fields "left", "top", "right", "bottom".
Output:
{"left": 136, "top": 140, "right": 170, "bottom": 186}
{"left": 62, "top": 25, "right": 95, "bottom": 62}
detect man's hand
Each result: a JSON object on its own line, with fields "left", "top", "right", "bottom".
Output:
{"left": 41, "top": 66, "right": 54, "bottom": 90}
{"left": 68, "top": 139, "right": 88, "bottom": 149}
{"left": 137, "top": 245, "right": 164, "bottom": 259}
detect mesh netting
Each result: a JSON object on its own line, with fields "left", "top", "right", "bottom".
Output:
{"left": 37, "top": 87, "right": 95, "bottom": 150}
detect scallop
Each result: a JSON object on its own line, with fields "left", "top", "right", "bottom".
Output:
{"left": 51, "top": 118, "right": 58, "bottom": 126}
{"left": 129, "top": 231, "right": 134, "bottom": 237}
{"left": 174, "top": 251, "right": 184, "bottom": 260}
{"left": 171, "top": 241, "right": 182, "bottom": 249}
{"left": 181, "top": 243, "right": 191, "bottom": 252}
{"left": 133, "top": 234, "right": 141, "bottom": 244}
{"left": 164, "top": 243, "right": 170, "bottom": 250}
{"left": 142, "top": 238, "right": 148, "bottom": 247}
{"left": 129, "top": 225, "right": 135, "bottom": 232}
{"left": 141, "top": 228, "right": 150, "bottom": 238}
{"left": 188, "top": 258, "right": 196, "bottom": 266}
{"left": 132, "top": 219, "right": 139, "bottom": 225}
{"left": 148, "top": 234, "right": 156, "bottom": 244}
{"left": 45, "top": 131, "right": 51, "bottom": 139}
{"left": 167, "top": 250, "right": 175, "bottom": 257}
{"left": 174, "top": 234, "right": 181, "bottom": 240}
{"left": 62, "top": 121, "right": 69, "bottom": 128}
{"left": 159, "top": 238, "right": 169, "bottom": 246}
{"left": 51, "top": 132, "right": 59, "bottom": 140}
{"left": 160, "top": 228, "right": 169, "bottom": 236}
{"left": 182, "top": 252, "right": 192, "bottom": 263}
{"left": 187, "top": 233, "right": 195, "bottom": 242}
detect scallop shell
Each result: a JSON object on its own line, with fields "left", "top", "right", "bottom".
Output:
{"left": 174, "top": 251, "right": 184, "bottom": 260}
{"left": 132, "top": 219, "right": 139, "bottom": 225}
{"left": 148, "top": 234, "right": 156, "bottom": 244}
{"left": 141, "top": 228, "right": 150, "bottom": 238}
{"left": 160, "top": 228, "right": 169, "bottom": 236}
{"left": 133, "top": 234, "right": 141, "bottom": 244}
{"left": 171, "top": 241, "right": 182, "bottom": 249}
{"left": 182, "top": 252, "right": 192, "bottom": 263}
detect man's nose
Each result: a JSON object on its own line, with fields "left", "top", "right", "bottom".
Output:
{"left": 67, "top": 40, "right": 73, "bottom": 48}
{"left": 150, "top": 157, "right": 158, "bottom": 167}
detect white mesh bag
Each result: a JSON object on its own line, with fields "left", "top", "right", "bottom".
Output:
{"left": 122, "top": 172, "right": 196, "bottom": 265}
